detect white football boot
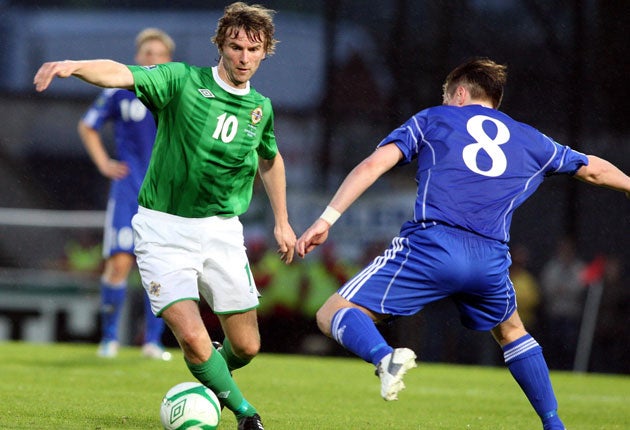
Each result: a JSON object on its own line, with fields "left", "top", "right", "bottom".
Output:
{"left": 376, "top": 347, "right": 417, "bottom": 401}
{"left": 142, "top": 343, "right": 173, "bottom": 361}
{"left": 97, "top": 340, "right": 119, "bottom": 358}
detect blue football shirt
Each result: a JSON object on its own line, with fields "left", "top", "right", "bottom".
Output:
{"left": 378, "top": 104, "right": 588, "bottom": 242}
{"left": 82, "top": 88, "right": 156, "bottom": 201}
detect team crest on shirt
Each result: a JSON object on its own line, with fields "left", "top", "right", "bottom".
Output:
{"left": 149, "top": 281, "right": 161, "bottom": 297}
{"left": 250, "top": 106, "right": 263, "bottom": 124}
{"left": 198, "top": 88, "right": 215, "bottom": 98}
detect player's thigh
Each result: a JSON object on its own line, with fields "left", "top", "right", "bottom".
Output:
{"left": 198, "top": 218, "right": 259, "bottom": 314}
{"left": 132, "top": 210, "right": 202, "bottom": 316}
{"left": 339, "top": 236, "right": 449, "bottom": 316}
{"left": 449, "top": 235, "right": 515, "bottom": 331}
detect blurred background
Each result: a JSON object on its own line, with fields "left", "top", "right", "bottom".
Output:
{"left": 0, "top": 0, "right": 628, "bottom": 373}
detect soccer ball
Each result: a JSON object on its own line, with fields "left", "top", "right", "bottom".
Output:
{"left": 160, "top": 382, "right": 222, "bottom": 430}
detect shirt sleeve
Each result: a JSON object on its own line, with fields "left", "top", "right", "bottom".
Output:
{"left": 542, "top": 135, "right": 589, "bottom": 176}
{"left": 128, "top": 62, "right": 186, "bottom": 112}
{"left": 377, "top": 111, "right": 427, "bottom": 165}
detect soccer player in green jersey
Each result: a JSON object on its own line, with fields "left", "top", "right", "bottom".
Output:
{"left": 34, "top": 3, "right": 295, "bottom": 429}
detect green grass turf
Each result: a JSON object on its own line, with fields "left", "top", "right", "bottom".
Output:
{"left": 0, "top": 341, "right": 628, "bottom": 429}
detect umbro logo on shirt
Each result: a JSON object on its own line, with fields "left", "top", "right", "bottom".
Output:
{"left": 198, "top": 88, "right": 215, "bottom": 98}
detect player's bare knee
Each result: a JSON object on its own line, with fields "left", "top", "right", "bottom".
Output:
{"left": 231, "top": 340, "right": 259, "bottom": 360}
{"left": 493, "top": 312, "right": 528, "bottom": 346}
{"left": 177, "top": 328, "right": 206, "bottom": 353}
{"left": 316, "top": 293, "right": 347, "bottom": 336}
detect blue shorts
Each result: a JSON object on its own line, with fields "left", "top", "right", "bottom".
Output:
{"left": 102, "top": 181, "right": 139, "bottom": 257}
{"left": 339, "top": 225, "right": 516, "bottom": 331}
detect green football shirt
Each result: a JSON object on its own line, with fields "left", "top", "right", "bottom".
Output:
{"left": 129, "top": 62, "right": 278, "bottom": 218}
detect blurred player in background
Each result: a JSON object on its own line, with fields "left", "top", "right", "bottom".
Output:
{"left": 78, "top": 28, "right": 175, "bottom": 360}
{"left": 508, "top": 243, "right": 541, "bottom": 330}
{"left": 35, "top": 3, "right": 295, "bottom": 429}
{"left": 296, "top": 58, "right": 630, "bottom": 430}
{"left": 539, "top": 236, "right": 585, "bottom": 369}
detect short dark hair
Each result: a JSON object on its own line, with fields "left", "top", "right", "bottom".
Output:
{"left": 443, "top": 58, "right": 507, "bottom": 108}
{"left": 211, "top": 2, "right": 278, "bottom": 56}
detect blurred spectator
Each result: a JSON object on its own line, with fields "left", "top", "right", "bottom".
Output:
{"left": 509, "top": 244, "right": 541, "bottom": 331}
{"left": 539, "top": 236, "right": 586, "bottom": 370}
{"left": 590, "top": 256, "right": 630, "bottom": 374}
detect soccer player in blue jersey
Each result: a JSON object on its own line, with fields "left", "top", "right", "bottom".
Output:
{"left": 78, "top": 28, "right": 175, "bottom": 360}
{"left": 296, "top": 58, "right": 630, "bottom": 429}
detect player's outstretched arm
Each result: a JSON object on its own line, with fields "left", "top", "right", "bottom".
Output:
{"left": 574, "top": 155, "right": 630, "bottom": 199}
{"left": 296, "top": 143, "right": 403, "bottom": 258}
{"left": 34, "top": 59, "right": 134, "bottom": 92}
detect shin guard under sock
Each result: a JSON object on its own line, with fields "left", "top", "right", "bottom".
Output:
{"left": 330, "top": 307, "right": 393, "bottom": 366}
{"left": 186, "top": 348, "right": 257, "bottom": 418}
{"left": 503, "top": 334, "right": 564, "bottom": 429}
{"left": 100, "top": 282, "right": 126, "bottom": 341}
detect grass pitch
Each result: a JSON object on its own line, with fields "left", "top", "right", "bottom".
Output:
{"left": 0, "top": 341, "right": 628, "bottom": 429}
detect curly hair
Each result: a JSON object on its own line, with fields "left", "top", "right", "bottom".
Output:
{"left": 211, "top": 2, "right": 278, "bottom": 56}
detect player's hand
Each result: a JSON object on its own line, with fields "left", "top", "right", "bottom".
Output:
{"left": 33, "top": 60, "right": 78, "bottom": 92}
{"left": 296, "top": 218, "right": 330, "bottom": 258}
{"left": 274, "top": 222, "right": 296, "bottom": 264}
{"left": 98, "top": 159, "right": 130, "bottom": 180}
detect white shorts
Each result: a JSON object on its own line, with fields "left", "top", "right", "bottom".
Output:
{"left": 132, "top": 206, "right": 259, "bottom": 316}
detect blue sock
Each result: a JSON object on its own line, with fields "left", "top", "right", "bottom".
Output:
{"left": 503, "top": 334, "right": 564, "bottom": 429}
{"left": 143, "top": 293, "right": 165, "bottom": 345}
{"left": 100, "top": 281, "right": 126, "bottom": 342}
{"left": 330, "top": 308, "right": 393, "bottom": 366}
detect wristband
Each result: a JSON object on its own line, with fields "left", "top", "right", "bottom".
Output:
{"left": 319, "top": 205, "right": 341, "bottom": 226}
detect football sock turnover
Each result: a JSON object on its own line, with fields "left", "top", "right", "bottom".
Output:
{"left": 503, "top": 334, "right": 565, "bottom": 429}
